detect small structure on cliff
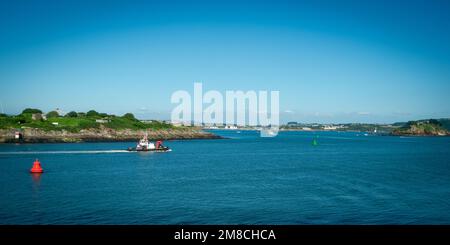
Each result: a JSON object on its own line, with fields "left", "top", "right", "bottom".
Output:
{"left": 95, "top": 119, "right": 109, "bottom": 123}
{"left": 14, "top": 131, "right": 23, "bottom": 140}
{"left": 32, "top": 113, "right": 46, "bottom": 121}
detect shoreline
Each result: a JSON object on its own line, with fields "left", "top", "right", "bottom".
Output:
{"left": 0, "top": 128, "right": 223, "bottom": 144}
{"left": 208, "top": 128, "right": 449, "bottom": 136}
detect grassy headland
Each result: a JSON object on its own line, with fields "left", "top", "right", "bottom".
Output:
{"left": 0, "top": 108, "right": 221, "bottom": 143}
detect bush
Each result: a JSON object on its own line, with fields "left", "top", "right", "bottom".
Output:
{"left": 429, "top": 119, "right": 442, "bottom": 126}
{"left": 14, "top": 115, "right": 29, "bottom": 124}
{"left": 86, "top": 110, "right": 100, "bottom": 117}
{"left": 65, "top": 111, "right": 78, "bottom": 118}
{"left": 79, "top": 120, "right": 98, "bottom": 129}
{"left": 46, "top": 111, "right": 59, "bottom": 118}
{"left": 123, "top": 113, "right": 136, "bottom": 120}
{"left": 22, "top": 108, "right": 42, "bottom": 114}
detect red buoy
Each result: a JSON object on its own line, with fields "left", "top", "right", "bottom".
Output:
{"left": 30, "top": 159, "right": 44, "bottom": 173}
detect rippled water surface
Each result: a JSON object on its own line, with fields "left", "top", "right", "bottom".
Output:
{"left": 0, "top": 130, "right": 449, "bottom": 224}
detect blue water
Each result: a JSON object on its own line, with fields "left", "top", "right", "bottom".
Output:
{"left": 0, "top": 130, "right": 449, "bottom": 224}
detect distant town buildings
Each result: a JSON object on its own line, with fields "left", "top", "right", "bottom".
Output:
{"left": 323, "top": 125, "right": 338, "bottom": 130}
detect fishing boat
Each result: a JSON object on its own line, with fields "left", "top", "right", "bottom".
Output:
{"left": 127, "top": 135, "right": 171, "bottom": 152}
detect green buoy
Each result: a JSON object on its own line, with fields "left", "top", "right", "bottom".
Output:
{"left": 312, "top": 137, "right": 318, "bottom": 146}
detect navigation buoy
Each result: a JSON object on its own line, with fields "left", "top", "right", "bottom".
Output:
{"left": 312, "top": 137, "right": 318, "bottom": 146}
{"left": 30, "top": 159, "right": 44, "bottom": 173}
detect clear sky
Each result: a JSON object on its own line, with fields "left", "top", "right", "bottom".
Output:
{"left": 0, "top": 0, "right": 449, "bottom": 123}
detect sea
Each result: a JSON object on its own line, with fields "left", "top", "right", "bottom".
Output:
{"left": 0, "top": 130, "right": 449, "bottom": 224}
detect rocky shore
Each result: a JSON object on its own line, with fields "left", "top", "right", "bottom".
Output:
{"left": 391, "top": 128, "right": 449, "bottom": 136}
{"left": 0, "top": 127, "right": 223, "bottom": 143}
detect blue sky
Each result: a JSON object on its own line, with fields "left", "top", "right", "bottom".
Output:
{"left": 0, "top": 0, "right": 449, "bottom": 123}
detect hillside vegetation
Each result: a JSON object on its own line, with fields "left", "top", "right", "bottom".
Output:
{"left": 0, "top": 108, "right": 173, "bottom": 132}
{"left": 392, "top": 119, "right": 449, "bottom": 136}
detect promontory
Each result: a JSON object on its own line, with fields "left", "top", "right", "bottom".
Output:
{"left": 0, "top": 108, "right": 221, "bottom": 143}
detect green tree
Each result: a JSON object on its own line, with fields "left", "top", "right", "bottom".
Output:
{"left": 14, "top": 115, "right": 28, "bottom": 124}
{"left": 22, "top": 108, "right": 42, "bottom": 114}
{"left": 65, "top": 111, "right": 78, "bottom": 118}
{"left": 123, "top": 113, "right": 136, "bottom": 120}
{"left": 46, "top": 111, "right": 59, "bottom": 118}
{"left": 86, "top": 110, "right": 100, "bottom": 117}
{"left": 428, "top": 119, "right": 441, "bottom": 126}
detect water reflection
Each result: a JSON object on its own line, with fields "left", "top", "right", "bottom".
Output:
{"left": 31, "top": 173, "right": 42, "bottom": 190}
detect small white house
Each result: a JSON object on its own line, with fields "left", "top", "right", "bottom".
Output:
{"left": 32, "top": 113, "right": 47, "bottom": 121}
{"left": 95, "top": 119, "right": 109, "bottom": 123}
{"left": 52, "top": 122, "right": 59, "bottom": 126}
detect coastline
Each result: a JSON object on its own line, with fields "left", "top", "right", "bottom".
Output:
{"left": 208, "top": 128, "right": 449, "bottom": 137}
{"left": 0, "top": 128, "right": 223, "bottom": 143}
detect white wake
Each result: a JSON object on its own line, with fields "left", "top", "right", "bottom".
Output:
{"left": 0, "top": 150, "right": 130, "bottom": 155}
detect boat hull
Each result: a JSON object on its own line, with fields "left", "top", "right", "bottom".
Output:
{"left": 127, "top": 147, "right": 171, "bottom": 152}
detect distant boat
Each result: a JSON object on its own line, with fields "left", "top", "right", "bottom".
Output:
{"left": 260, "top": 128, "right": 278, "bottom": 137}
